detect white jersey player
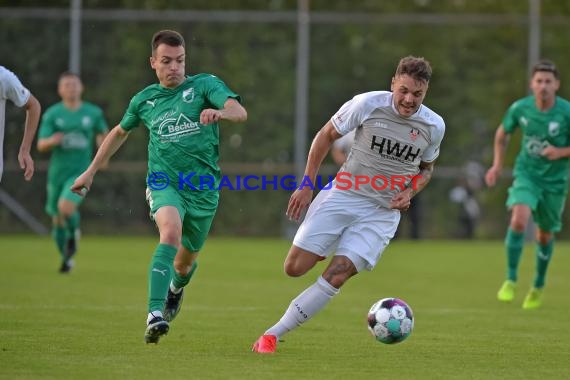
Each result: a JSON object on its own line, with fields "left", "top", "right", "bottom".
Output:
{"left": 253, "top": 56, "right": 445, "bottom": 353}
{"left": 0, "top": 66, "right": 41, "bottom": 181}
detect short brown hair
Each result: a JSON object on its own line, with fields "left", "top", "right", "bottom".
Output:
{"left": 532, "top": 59, "right": 559, "bottom": 79}
{"left": 395, "top": 56, "right": 432, "bottom": 83}
{"left": 59, "top": 71, "right": 80, "bottom": 81}
{"left": 151, "top": 30, "right": 185, "bottom": 54}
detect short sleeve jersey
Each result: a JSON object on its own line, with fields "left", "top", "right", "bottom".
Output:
{"left": 120, "top": 74, "right": 240, "bottom": 206}
{"left": 502, "top": 95, "right": 570, "bottom": 190}
{"left": 331, "top": 91, "right": 445, "bottom": 208}
{"left": 38, "top": 102, "right": 108, "bottom": 181}
{"left": 0, "top": 66, "right": 31, "bottom": 181}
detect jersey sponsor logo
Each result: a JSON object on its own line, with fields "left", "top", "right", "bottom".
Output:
{"left": 182, "top": 88, "right": 195, "bottom": 103}
{"left": 146, "top": 99, "right": 156, "bottom": 107}
{"left": 374, "top": 121, "right": 388, "bottom": 128}
{"left": 519, "top": 116, "right": 528, "bottom": 127}
{"left": 370, "top": 135, "right": 420, "bottom": 162}
{"left": 548, "top": 121, "right": 560, "bottom": 137}
{"left": 62, "top": 132, "right": 89, "bottom": 149}
{"left": 525, "top": 135, "right": 550, "bottom": 157}
{"left": 158, "top": 113, "right": 201, "bottom": 142}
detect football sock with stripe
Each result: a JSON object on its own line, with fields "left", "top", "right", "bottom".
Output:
{"left": 148, "top": 243, "right": 177, "bottom": 313}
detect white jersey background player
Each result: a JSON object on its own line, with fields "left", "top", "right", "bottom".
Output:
{"left": 0, "top": 66, "right": 41, "bottom": 182}
{"left": 253, "top": 56, "right": 445, "bottom": 353}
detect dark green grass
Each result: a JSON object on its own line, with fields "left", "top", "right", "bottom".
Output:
{"left": 0, "top": 236, "right": 569, "bottom": 379}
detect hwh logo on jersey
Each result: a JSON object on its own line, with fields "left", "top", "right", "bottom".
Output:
{"left": 370, "top": 135, "right": 420, "bottom": 161}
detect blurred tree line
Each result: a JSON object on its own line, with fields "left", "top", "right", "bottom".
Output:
{"left": 1, "top": 0, "right": 569, "bottom": 238}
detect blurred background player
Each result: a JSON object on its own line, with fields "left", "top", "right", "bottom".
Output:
{"left": 253, "top": 56, "right": 444, "bottom": 353}
{"left": 329, "top": 128, "right": 355, "bottom": 166}
{"left": 37, "top": 72, "right": 108, "bottom": 273}
{"left": 448, "top": 161, "right": 483, "bottom": 239}
{"left": 0, "top": 65, "right": 41, "bottom": 182}
{"left": 485, "top": 60, "right": 570, "bottom": 309}
{"left": 70, "top": 30, "right": 247, "bottom": 344}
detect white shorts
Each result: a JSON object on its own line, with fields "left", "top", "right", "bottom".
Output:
{"left": 293, "top": 187, "right": 400, "bottom": 272}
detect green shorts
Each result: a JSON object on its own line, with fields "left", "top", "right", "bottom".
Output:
{"left": 45, "top": 176, "right": 84, "bottom": 216}
{"left": 145, "top": 185, "right": 218, "bottom": 252}
{"left": 506, "top": 175, "right": 567, "bottom": 232}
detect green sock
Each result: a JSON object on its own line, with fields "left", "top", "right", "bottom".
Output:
{"left": 505, "top": 228, "right": 524, "bottom": 282}
{"left": 534, "top": 239, "right": 554, "bottom": 289}
{"left": 66, "top": 211, "right": 80, "bottom": 237}
{"left": 148, "top": 244, "right": 177, "bottom": 313}
{"left": 172, "top": 261, "right": 198, "bottom": 291}
{"left": 51, "top": 225, "right": 67, "bottom": 258}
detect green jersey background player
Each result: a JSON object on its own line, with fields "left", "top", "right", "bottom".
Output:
{"left": 71, "top": 30, "right": 247, "bottom": 343}
{"left": 485, "top": 60, "right": 570, "bottom": 309}
{"left": 38, "top": 72, "right": 108, "bottom": 273}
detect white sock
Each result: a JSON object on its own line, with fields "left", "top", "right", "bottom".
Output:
{"left": 265, "top": 276, "right": 339, "bottom": 338}
{"left": 169, "top": 282, "right": 182, "bottom": 294}
{"left": 147, "top": 310, "right": 163, "bottom": 325}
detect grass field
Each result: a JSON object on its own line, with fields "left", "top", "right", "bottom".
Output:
{"left": 0, "top": 236, "right": 569, "bottom": 380}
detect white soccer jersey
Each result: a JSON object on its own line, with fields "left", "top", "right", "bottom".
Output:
{"left": 331, "top": 91, "right": 445, "bottom": 208}
{"left": 0, "top": 66, "right": 31, "bottom": 181}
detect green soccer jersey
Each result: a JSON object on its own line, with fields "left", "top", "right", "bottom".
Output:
{"left": 502, "top": 95, "right": 570, "bottom": 190}
{"left": 39, "top": 101, "right": 108, "bottom": 182}
{"left": 119, "top": 74, "right": 240, "bottom": 208}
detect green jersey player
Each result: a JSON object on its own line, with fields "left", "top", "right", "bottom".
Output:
{"left": 38, "top": 72, "right": 108, "bottom": 273}
{"left": 486, "top": 60, "right": 570, "bottom": 309}
{"left": 71, "top": 30, "right": 247, "bottom": 343}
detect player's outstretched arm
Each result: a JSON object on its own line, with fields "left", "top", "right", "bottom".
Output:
{"left": 71, "top": 125, "right": 129, "bottom": 195}
{"left": 18, "top": 94, "right": 41, "bottom": 181}
{"left": 199, "top": 98, "right": 247, "bottom": 125}
{"left": 485, "top": 125, "right": 510, "bottom": 187}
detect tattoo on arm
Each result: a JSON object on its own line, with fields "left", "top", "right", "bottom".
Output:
{"left": 410, "top": 161, "right": 435, "bottom": 197}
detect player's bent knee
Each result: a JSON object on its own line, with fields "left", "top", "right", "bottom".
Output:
{"left": 510, "top": 220, "right": 526, "bottom": 232}
{"left": 283, "top": 260, "right": 308, "bottom": 277}
{"left": 284, "top": 246, "right": 320, "bottom": 277}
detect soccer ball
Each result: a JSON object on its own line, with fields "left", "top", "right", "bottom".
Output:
{"left": 367, "top": 297, "right": 414, "bottom": 344}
